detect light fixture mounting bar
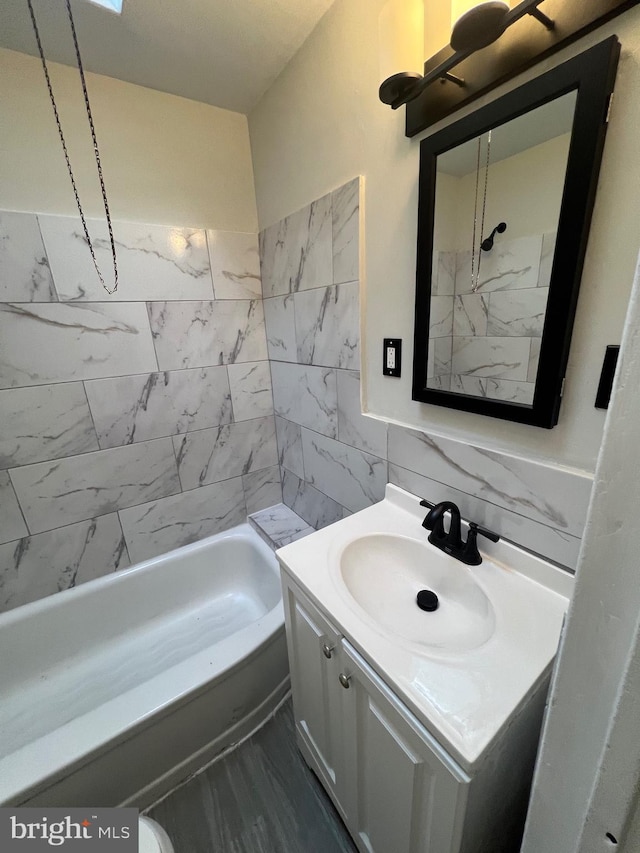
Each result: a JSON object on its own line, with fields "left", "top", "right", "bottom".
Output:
{"left": 388, "top": 0, "right": 552, "bottom": 110}
{"left": 528, "top": 7, "right": 555, "bottom": 28}
{"left": 402, "top": 0, "right": 639, "bottom": 136}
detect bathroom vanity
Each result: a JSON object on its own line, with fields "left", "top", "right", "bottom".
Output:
{"left": 277, "top": 485, "right": 573, "bottom": 853}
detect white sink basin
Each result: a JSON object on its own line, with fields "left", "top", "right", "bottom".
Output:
{"left": 276, "top": 483, "right": 573, "bottom": 771}
{"left": 339, "top": 533, "right": 495, "bottom": 652}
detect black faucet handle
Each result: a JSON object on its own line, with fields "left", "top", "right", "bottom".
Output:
{"left": 468, "top": 522, "right": 500, "bottom": 543}
{"left": 419, "top": 499, "right": 436, "bottom": 509}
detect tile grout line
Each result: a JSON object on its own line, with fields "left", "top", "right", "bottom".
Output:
{"left": 81, "top": 379, "right": 103, "bottom": 451}
{"left": 5, "top": 469, "right": 31, "bottom": 539}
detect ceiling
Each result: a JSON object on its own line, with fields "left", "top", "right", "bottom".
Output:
{"left": 438, "top": 91, "right": 578, "bottom": 177}
{"left": 0, "top": 0, "right": 337, "bottom": 114}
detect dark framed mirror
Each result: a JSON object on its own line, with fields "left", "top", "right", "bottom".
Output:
{"left": 412, "top": 36, "right": 620, "bottom": 428}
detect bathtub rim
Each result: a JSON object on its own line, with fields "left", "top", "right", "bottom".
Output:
{"left": 0, "top": 522, "right": 278, "bottom": 628}
{"left": 0, "top": 522, "right": 285, "bottom": 807}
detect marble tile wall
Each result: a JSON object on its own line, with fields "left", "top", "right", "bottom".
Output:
{"left": 262, "top": 178, "right": 388, "bottom": 529}
{"left": 0, "top": 210, "right": 279, "bottom": 611}
{"left": 427, "top": 233, "right": 554, "bottom": 404}
{"left": 1, "top": 192, "right": 590, "bottom": 612}
{"left": 262, "top": 183, "right": 591, "bottom": 573}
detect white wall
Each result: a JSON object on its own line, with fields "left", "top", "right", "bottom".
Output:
{"left": 249, "top": 1, "right": 640, "bottom": 473}
{"left": 521, "top": 252, "right": 640, "bottom": 853}
{"left": 0, "top": 48, "right": 258, "bottom": 231}
{"left": 449, "top": 133, "right": 571, "bottom": 248}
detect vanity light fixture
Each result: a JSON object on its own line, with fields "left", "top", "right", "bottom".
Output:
{"left": 451, "top": 1, "right": 554, "bottom": 52}
{"left": 379, "top": 0, "right": 555, "bottom": 110}
{"left": 384, "top": 0, "right": 638, "bottom": 138}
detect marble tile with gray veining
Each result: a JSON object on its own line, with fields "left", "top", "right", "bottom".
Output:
{"left": 388, "top": 464, "right": 581, "bottom": 571}
{"left": 451, "top": 335, "right": 530, "bottom": 380}
{"left": 259, "top": 196, "right": 333, "bottom": 297}
{"left": 207, "top": 230, "right": 261, "bottom": 300}
{"left": 248, "top": 503, "right": 314, "bottom": 549}
{"left": 426, "top": 374, "right": 452, "bottom": 391}
{"left": 271, "top": 362, "right": 337, "bottom": 438}
{"left": 0, "top": 383, "right": 98, "bottom": 468}
{"left": 263, "top": 294, "right": 297, "bottom": 362}
{"left": 0, "top": 302, "right": 157, "bottom": 389}
{"left": 450, "top": 374, "right": 487, "bottom": 397}
{"left": 259, "top": 220, "right": 290, "bottom": 299}
{"left": 287, "top": 195, "right": 333, "bottom": 293}
{"left": 281, "top": 468, "right": 344, "bottom": 530}
{"left": 429, "top": 295, "right": 454, "bottom": 338}
{"left": 296, "top": 282, "right": 359, "bottom": 369}
{"left": 454, "top": 250, "right": 472, "bottom": 294}
{"left": 119, "top": 479, "right": 247, "bottom": 563}
{"left": 148, "top": 300, "right": 267, "bottom": 370}
{"left": 0, "top": 513, "right": 128, "bottom": 613}
{"left": 38, "top": 215, "right": 213, "bottom": 301}
{"left": 337, "top": 370, "right": 387, "bottom": 459}
{"left": 432, "top": 251, "right": 456, "bottom": 296}
{"left": 0, "top": 211, "right": 56, "bottom": 302}
{"left": 301, "top": 429, "right": 387, "bottom": 514}
{"left": 275, "top": 416, "right": 305, "bottom": 480}
{"left": 538, "top": 232, "right": 557, "bottom": 288}
{"left": 242, "top": 466, "right": 282, "bottom": 515}
{"left": 173, "top": 416, "right": 277, "bottom": 491}
{"left": 228, "top": 361, "right": 273, "bottom": 422}
{"left": 0, "top": 471, "right": 27, "bottom": 545}
{"left": 453, "top": 293, "right": 488, "bottom": 337}
{"left": 84, "top": 367, "right": 232, "bottom": 448}
{"left": 528, "top": 337, "right": 541, "bottom": 383}
{"left": 484, "top": 378, "right": 535, "bottom": 405}
{"left": 427, "top": 340, "right": 435, "bottom": 379}
{"left": 387, "top": 424, "right": 592, "bottom": 536}
{"left": 434, "top": 336, "right": 452, "bottom": 376}
{"left": 487, "top": 288, "right": 549, "bottom": 337}
{"left": 332, "top": 177, "right": 360, "bottom": 285}
{"left": 10, "top": 438, "right": 180, "bottom": 534}
{"left": 455, "top": 235, "right": 543, "bottom": 295}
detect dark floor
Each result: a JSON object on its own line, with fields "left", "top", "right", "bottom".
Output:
{"left": 147, "top": 700, "right": 358, "bottom": 853}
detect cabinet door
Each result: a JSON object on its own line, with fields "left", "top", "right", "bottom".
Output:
{"left": 340, "top": 641, "right": 470, "bottom": 853}
{"left": 282, "top": 578, "right": 344, "bottom": 795}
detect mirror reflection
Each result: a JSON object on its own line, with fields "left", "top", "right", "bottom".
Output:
{"left": 426, "top": 91, "right": 578, "bottom": 406}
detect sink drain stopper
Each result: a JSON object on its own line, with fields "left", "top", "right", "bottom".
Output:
{"left": 416, "top": 589, "right": 439, "bottom": 612}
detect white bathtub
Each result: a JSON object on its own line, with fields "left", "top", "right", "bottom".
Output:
{"left": 0, "top": 523, "right": 289, "bottom": 808}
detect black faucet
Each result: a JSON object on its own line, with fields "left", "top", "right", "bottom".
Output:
{"left": 420, "top": 499, "right": 500, "bottom": 566}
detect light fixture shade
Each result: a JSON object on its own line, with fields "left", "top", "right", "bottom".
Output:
{"left": 450, "top": 1, "right": 510, "bottom": 52}
{"left": 379, "top": 71, "right": 423, "bottom": 106}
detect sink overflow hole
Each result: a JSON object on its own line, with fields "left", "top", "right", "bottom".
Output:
{"left": 606, "top": 833, "right": 618, "bottom": 845}
{"left": 416, "top": 590, "right": 439, "bottom": 612}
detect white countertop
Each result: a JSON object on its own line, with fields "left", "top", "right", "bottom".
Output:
{"left": 277, "top": 484, "right": 573, "bottom": 772}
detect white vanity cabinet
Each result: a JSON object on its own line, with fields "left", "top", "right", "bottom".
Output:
{"left": 339, "top": 641, "right": 470, "bottom": 853}
{"left": 282, "top": 574, "right": 471, "bottom": 853}
{"left": 277, "top": 486, "right": 572, "bottom": 853}
{"left": 282, "top": 578, "right": 347, "bottom": 813}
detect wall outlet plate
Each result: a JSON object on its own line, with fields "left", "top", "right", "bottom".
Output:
{"left": 384, "top": 339, "right": 401, "bottom": 377}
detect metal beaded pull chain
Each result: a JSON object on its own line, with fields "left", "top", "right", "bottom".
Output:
{"left": 471, "top": 130, "right": 492, "bottom": 293}
{"left": 27, "top": 0, "right": 118, "bottom": 295}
